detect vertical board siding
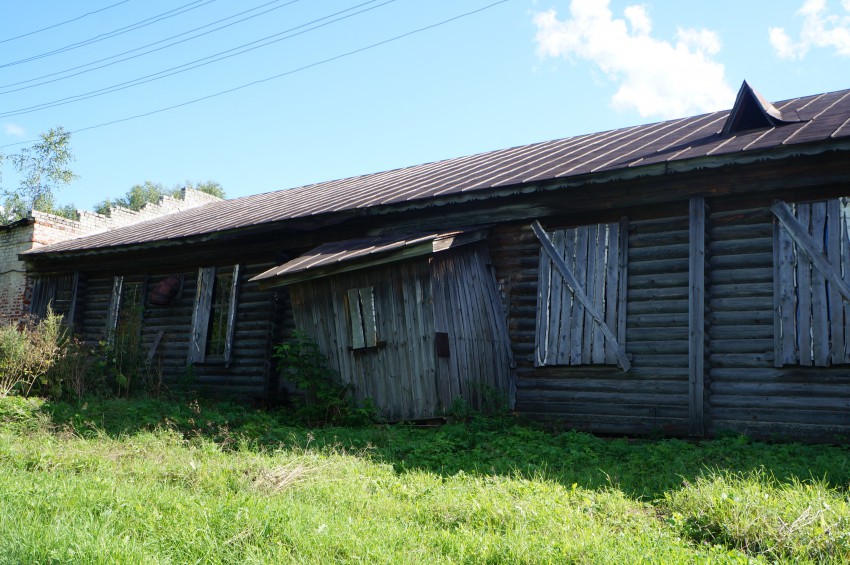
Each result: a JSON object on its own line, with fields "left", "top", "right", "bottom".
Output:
{"left": 289, "top": 258, "right": 439, "bottom": 421}
{"left": 709, "top": 206, "right": 850, "bottom": 440}
{"left": 76, "top": 263, "right": 282, "bottom": 399}
{"left": 490, "top": 216, "right": 690, "bottom": 436}
{"left": 431, "top": 243, "right": 515, "bottom": 412}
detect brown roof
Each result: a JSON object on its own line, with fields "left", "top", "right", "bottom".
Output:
{"left": 26, "top": 85, "right": 850, "bottom": 256}
{"left": 252, "top": 229, "right": 483, "bottom": 285}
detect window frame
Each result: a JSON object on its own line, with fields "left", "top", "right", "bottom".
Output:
{"left": 188, "top": 265, "right": 240, "bottom": 365}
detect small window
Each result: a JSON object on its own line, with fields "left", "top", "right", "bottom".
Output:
{"left": 206, "top": 270, "right": 234, "bottom": 359}
{"left": 188, "top": 265, "right": 239, "bottom": 364}
{"left": 30, "top": 272, "right": 78, "bottom": 322}
{"left": 347, "top": 287, "right": 378, "bottom": 349}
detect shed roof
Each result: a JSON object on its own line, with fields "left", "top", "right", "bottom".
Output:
{"left": 26, "top": 85, "right": 850, "bottom": 257}
{"left": 253, "top": 229, "right": 485, "bottom": 286}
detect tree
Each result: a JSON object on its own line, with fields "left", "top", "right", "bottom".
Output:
{"left": 1, "top": 127, "right": 78, "bottom": 222}
{"left": 95, "top": 180, "right": 226, "bottom": 215}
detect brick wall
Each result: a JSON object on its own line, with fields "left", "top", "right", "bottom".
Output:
{"left": 0, "top": 188, "right": 221, "bottom": 325}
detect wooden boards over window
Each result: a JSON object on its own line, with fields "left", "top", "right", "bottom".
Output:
{"left": 533, "top": 219, "right": 629, "bottom": 370}
{"left": 188, "top": 265, "right": 240, "bottom": 364}
{"left": 773, "top": 199, "right": 850, "bottom": 367}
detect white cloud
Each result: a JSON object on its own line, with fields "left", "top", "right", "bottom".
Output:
{"left": 3, "top": 123, "right": 25, "bottom": 137}
{"left": 533, "top": 0, "right": 734, "bottom": 119}
{"left": 770, "top": 0, "right": 850, "bottom": 59}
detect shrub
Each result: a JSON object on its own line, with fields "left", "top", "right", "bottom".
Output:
{"left": 0, "top": 311, "right": 67, "bottom": 398}
{"left": 274, "top": 330, "right": 373, "bottom": 425}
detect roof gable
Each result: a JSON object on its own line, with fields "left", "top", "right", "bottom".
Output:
{"left": 722, "top": 81, "right": 803, "bottom": 135}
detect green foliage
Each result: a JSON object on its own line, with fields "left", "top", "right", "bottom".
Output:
{"left": 0, "top": 311, "right": 67, "bottom": 397}
{"left": 274, "top": 331, "right": 373, "bottom": 425}
{"left": 2, "top": 397, "right": 850, "bottom": 563}
{"left": 94, "top": 179, "right": 225, "bottom": 215}
{"left": 1, "top": 127, "right": 77, "bottom": 222}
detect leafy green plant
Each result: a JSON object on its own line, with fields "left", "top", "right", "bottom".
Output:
{"left": 0, "top": 310, "right": 67, "bottom": 397}
{"left": 274, "top": 330, "right": 373, "bottom": 425}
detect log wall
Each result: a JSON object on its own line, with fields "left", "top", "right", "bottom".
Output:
{"left": 490, "top": 216, "right": 691, "bottom": 435}
{"left": 708, "top": 206, "right": 850, "bottom": 440}
{"left": 76, "top": 262, "right": 284, "bottom": 399}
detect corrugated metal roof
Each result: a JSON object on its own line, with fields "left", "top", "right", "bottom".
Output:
{"left": 26, "top": 86, "right": 850, "bottom": 256}
{"left": 253, "top": 230, "right": 472, "bottom": 284}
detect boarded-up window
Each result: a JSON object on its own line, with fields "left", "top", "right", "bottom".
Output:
{"left": 535, "top": 222, "right": 627, "bottom": 366}
{"left": 774, "top": 199, "right": 850, "bottom": 366}
{"left": 189, "top": 265, "right": 239, "bottom": 364}
{"left": 30, "top": 272, "right": 77, "bottom": 322}
{"left": 347, "top": 287, "right": 378, "bottom": 349}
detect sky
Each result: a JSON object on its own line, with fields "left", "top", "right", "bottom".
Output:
{"left": 1, "top": 0, "right": 850, "bottom": 212}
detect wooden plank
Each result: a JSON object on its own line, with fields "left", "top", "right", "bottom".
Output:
{"left": 534, "top": 243, "right": 551, "bottom": 367}
{"left": 843, "top": 199, "right": 850, "bottom": 363}
{"left": 772, "top": 215, "right": 784, "bottom": 368}
{"left": 545, "top": 230, "right": 565, "bottom": 364}
{"left": 105, "top": 275, "right": 124, "bottom": 343}
{"left": 795, "top": 204, "right": 812, "bottom": 365}
{"left": 582, "top": 225, "right": 598, "bottom": 363}
{"left": 604, "top": 222, "right": 620, "bottom": 365}
{"left": 776, "top": 210, "right": 798, "bottom": 365}
{"left": 359, "top": 286, "right": 378, "bottom": 347}
{"left": 555, "top": 229, "right": 575, "bottom": 365}
{"left": 188, "top": 267, "right": 214, "bottom": 364}
{"left": 570, "top": 226, "right": 588, "bottom": 364}
{"left": 688, "top": 196, "right": 706, "bottom": 437}
{"left": 347, "top": 288, "right": 365, "bottom": 350}
{"left": 828, "top": 199, "right": 843, "bottom": 364}
{"left": 531, "top": 221, "right": 630, "bottom": 371}
{"left": 810, "top": 202, "right": 830, "bottom": 366}
{"left": 146, "top": 329, "right": 165, "bottom": 363}
{"left": 223, "top": 264, "right": 240, "bottom": 365}
{"left": 591, "top": 224, "right": 607, "bottom": 364}
{"left": 617, "top": 217, "right": 629, "bottom": 350}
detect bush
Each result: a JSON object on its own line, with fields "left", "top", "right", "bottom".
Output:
{"left": 274, "top": 330, "right": 373, "bottom": 425}
{"left": 0, "top": 311, "right": 67, "bottom": 398}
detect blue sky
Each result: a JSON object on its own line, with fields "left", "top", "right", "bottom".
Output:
{"left": 1, "top": 0, "right": 849, "bottom": 211}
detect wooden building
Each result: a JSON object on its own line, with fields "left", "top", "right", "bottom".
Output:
{"left": 21, "top": 82, "right": 850, "bottom": 440}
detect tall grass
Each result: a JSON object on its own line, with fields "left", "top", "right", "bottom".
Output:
{"left": 0, "top": 396, "right": 849, "bottom": 563}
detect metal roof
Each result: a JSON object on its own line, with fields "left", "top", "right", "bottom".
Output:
{"left": 253, "top": 230, "right": 479, "bottom": 285}
{"left": 26, "top": 85, "right": 850, "bottom": 256}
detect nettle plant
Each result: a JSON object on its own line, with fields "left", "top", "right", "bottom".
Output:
{"left": 274, "top": 330, "right": 373, "bottom": 425}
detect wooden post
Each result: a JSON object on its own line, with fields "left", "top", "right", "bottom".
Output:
{"left": 688, "top": 196, "right": 706, "bottom": 437}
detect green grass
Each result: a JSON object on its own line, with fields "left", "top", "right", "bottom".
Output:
{"left": 0, "top": 397, "right": 849, "bottom": 563}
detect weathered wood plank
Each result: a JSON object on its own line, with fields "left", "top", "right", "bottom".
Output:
{"left": 223, "top": 264, "right": 240, "bottom": 365}
{"left": 828, "top": 199, "right": 843, "bottom": 364}
{"left": 604, "top": 222, "right": 620, "bottom": 365}
{"left": 810, "top": 202, "right": 830, "bottom": 366}
{"left": 688, "top": 196, "right": 706, "bottom": 437}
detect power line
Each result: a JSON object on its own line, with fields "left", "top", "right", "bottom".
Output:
{"left": 0, "top": 0, "right": 298, "bottom": 93}
{"left": 0, "top": 0, "right": 394, "bottom": 118}
{"left": 0, "top": 0, "right": 508, "bottom": 150}
{"left": 0, "top": 0, "right": 133, "bottom": 45}
{"left": 0, "top": 0, "right": 217, "bottom": 69}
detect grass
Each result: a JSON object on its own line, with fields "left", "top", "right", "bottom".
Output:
{"left": 0, "top": 397, "right": 848, "bottom": 563}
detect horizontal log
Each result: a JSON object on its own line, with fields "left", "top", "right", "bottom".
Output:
{"left": 710, "top": 338, "right": 773, "bottom": 354}
{"left": 628, "top": 299, "right": 689, "bottom": 315}
{"left": 710, "top": 252, "right": 772, "bottom": 269}
{"left": 708, "top": 324, "right": 774, "bottom": 340}
{"left": 708, "top": 352, "right": 773, "bottom": 368}
{"left": 710, "top": 268, "right": 773, "bottom": 284}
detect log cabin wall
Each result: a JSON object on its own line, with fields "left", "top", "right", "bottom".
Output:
{"left": 76, "top": 261, "right": 286, "bottom": 399}
{"left": 489, "top": 215, "right": 692, "bottom": 436}
{"left": 707, "top": 205, "right": 850, "bottom": 441}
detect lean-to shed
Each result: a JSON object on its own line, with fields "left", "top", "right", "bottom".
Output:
{"left": 19, "top": 82, "right": 850, "bottom": 439}
{"left": 255, "top": 230, "right": 513, "bottom": 420}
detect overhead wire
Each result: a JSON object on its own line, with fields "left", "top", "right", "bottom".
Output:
{"left": 0, "top": 0, "right": 132, "bottom": 45}
{"left": 0, "top": 0, "right": 509, "bottom": 150}
{"left": 0, "top": 0, "right": 218, "bottom": 69}
{"left": 0, "top": 0, "right": 298, "bottom": 93}
{"left": 0, "top": 0, "right": 393, "bottom": 118}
